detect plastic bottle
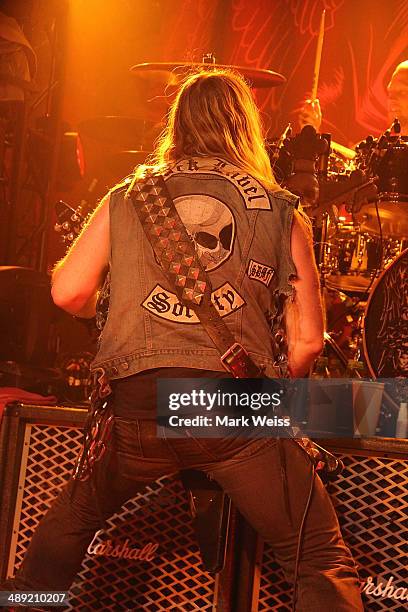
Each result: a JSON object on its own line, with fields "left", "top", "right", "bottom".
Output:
{"left": 396, "top": 402, "right": 407, "bottom": 439}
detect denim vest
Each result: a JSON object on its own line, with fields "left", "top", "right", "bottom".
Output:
{"left": 92, "top": 157, "right": 298, "bottom": 379}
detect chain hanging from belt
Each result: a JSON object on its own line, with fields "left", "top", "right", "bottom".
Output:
{"left": 73, "top": 368, "right": 113, "bottom": 481}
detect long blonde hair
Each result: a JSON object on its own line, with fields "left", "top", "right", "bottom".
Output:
{"left": 139, "top": 69, "right": 278, "bottom": 190}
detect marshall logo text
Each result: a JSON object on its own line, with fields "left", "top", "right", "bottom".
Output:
{"left": 361, "top": 576, "right": 407, "bottom": 603}
{"left": 87, "top": 530, "right": 158, "bottom": 561}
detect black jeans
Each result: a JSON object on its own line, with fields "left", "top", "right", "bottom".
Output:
{"left": 14, "top": 413, "right": 363, "bottom": 611}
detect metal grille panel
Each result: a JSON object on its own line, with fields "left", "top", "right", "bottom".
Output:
{"left": 256, "top": 453, "right": 408, "bottom": 612}
{"left": 7, "top": 423, "right": 216, "bottom": 611}
{"left": 9, "top": 424, "right": 84, "bottom": 574}
{"left": 68, "top": 476, "right": 216, "bottom": 611}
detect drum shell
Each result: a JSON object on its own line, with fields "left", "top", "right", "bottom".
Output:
{"left": 363, "top": 249, "right": 408, "bottom": 377}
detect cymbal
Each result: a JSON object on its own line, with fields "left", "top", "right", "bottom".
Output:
{"left": 130, "top": 62, "right": 286, "bottom": 88}
{"left": 78, "top": 116, "right": 159, "bottom": 148}
{"left": 354, "top": 197, "right": 408, "bottom": 239}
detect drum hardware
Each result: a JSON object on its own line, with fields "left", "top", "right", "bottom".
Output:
{"left": 315, "top": 174, "right": 388, "bottom": 379}
{"left": 320, "top": 220, "right": 384, "bottom": 294}
{"left": 354, "top": 126, "right": 408, "bottom": 238}
{"left": 310, "top": 330, "right": 366, "bottom": 379}
{"left": 315, "top": 283, "right": 368, "bottom": 378}
{"left": 315, "top": 173, "right": 380, "bottom": 294}
{"left": 316, "top": 132, "right": 334, "bottom": 178}
{"left": 318, "top": 217, "right": 404, "bottom": 380}
{"left": 0, "top": 360, "right": 62, "bottom": 396}
{"left": 310, "top": 165, "right": 377, "bottom": 227}
{"left": 271, "top": 125, "right": 373, "bottom": 217}
{"left": 318, "top": 245, "right": 407, "bottom": 399}
{"left": 275, "top": 124, "right": 328, "bottom": 208}
{"left": 317, "top": 213, "right": 405, "bottom": 381}
{"left": 318, "top": 171, "right": 377, "bottom": 217}
{"left": 323, "top": 332, "right": 364, "bottom": 377}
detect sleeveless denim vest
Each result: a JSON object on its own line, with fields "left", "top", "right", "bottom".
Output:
{"left": 92, "top": 157, "right": 298, "bottom": 379}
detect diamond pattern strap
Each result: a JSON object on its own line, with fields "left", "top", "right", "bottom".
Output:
{"left": 126, "top": 174, "right": 209, "bottom": 306}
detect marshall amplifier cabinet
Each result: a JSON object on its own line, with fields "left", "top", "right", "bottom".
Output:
{"left": 0, "top": 404, "right": 233, "bottom": 611}
{"left": 234, "top": 438, "right": 408, "bottom": 612}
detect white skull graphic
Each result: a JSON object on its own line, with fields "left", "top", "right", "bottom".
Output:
{"left": 174, "top": 194, "right": 235, "bottom": 271}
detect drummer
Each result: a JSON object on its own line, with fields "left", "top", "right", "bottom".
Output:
{"left": 299, "top": 59, "right": 408, "bottom": 135}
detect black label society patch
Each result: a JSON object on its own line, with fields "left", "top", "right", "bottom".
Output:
{"left": 163, "top": 157, "right": 271, "bottom": 210}
{"left": 247, "top": 259, "right": 275, "bottom": 287}
{"left": 142, "top": 282, "right": 245, "bottom": 324}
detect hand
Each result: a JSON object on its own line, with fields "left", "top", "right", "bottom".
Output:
{"left": 299, "top": 98, "right": 322, "bottom": 132}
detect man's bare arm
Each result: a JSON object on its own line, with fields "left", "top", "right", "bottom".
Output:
{"left": 51, "top": 194, "right": 110, "bottom": 317}
{"left": 285, "top": 209, "right": 324, "bottom": 376}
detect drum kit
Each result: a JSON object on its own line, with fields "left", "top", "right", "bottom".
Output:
{"left": 312, "top": 125, "right": 407, "bottom": 380}
{"left": 73, "top": 56, "right": 407, "bottom": 382}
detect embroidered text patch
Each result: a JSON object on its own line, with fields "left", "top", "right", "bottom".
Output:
{"left": 247, "top": 259, "right": 275, "bottom": 287}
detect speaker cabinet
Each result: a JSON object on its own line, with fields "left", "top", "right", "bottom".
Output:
{"left": 0, "top": 404, "right": 232, "bottom": 611}
{"left": 241, "top": 438, "right": 408, "bottom": 612}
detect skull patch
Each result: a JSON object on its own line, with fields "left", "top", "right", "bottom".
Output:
{"left": 174, "top": 194, "right": 235, "bottom": 271}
